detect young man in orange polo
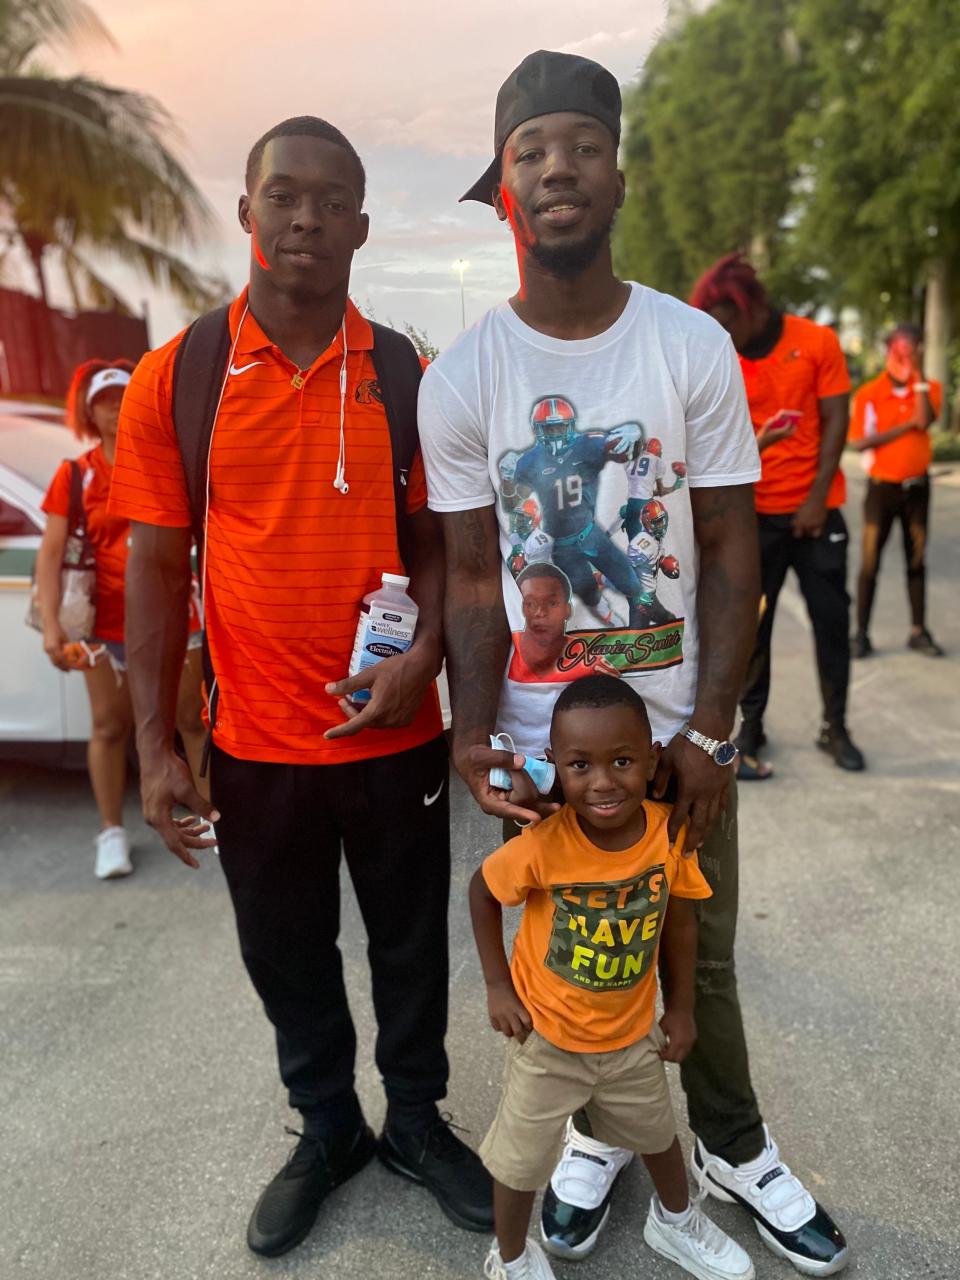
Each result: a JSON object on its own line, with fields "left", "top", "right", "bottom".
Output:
{"left": 849, "top": 325, "right": 944, "bottom": 658}
{"left": 691, "top": 254, "right": 865, "bottom": 776}
{"left": 109, "top": 117, "right": 492, "bottom": 1257}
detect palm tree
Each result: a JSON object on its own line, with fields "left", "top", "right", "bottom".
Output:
{"left": 0, "top": 0, "right": 224, "bottom": 314}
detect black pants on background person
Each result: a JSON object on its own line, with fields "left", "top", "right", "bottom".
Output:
{"left": 857, "top": 475, "right": 930, "bottom": 635}
{"left": 212, "top": 735, "right": 451, "bottom": 1137}
{"left": 740, "top": 509, "right": 851, "bottom": 738}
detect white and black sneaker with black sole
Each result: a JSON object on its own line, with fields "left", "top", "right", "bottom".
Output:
{"left": 540, "top": 1120, "right": 633, "bottom": 1260}
{"left": 691, "top": 1125, "right": 849, "bottom": 1276}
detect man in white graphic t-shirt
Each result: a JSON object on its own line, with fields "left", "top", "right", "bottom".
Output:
{"left": 418, "top": 48, "right": 849, "bottom": 1280}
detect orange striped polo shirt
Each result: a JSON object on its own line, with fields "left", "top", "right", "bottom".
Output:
{"left": 109, "top": 290, "right": 441, "bottom": 765}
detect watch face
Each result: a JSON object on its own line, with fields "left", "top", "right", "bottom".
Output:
{"left": 714, "top": 741, "right": 738, "bottom": 767}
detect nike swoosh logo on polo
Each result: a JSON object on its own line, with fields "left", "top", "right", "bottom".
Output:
{"left": 423, "top": 782, "right": 445, "bottom": 807}
{"left": 229, "top": 361, "right": 265, "bottom": 376}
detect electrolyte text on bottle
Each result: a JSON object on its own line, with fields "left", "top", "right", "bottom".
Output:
{"left": 347, "top": 573, "right": 419, "bottom": 704}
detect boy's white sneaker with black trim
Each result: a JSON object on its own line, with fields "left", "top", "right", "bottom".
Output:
{"left": 691, "top": 1126, "right": 849, "bottom": 1275}
{"left": 644, "top": 1194, "right": 755, "bottom": 1280}
{"left": 539, "top": 1119, "right": 632, "bottom": 1259}
{"left": 484, "top": 1237, "right": 556, "bottom": 1279}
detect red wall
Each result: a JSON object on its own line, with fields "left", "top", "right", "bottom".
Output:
{"left": 0, "top": 287, "right": 149, "bottom": 397}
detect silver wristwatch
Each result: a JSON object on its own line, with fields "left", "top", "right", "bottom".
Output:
{"left": 680, "top": 722, "right": 739, "bottom": 767}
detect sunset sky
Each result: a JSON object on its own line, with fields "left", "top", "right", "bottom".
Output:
{"left": 45, "top": 1, "right": 669, "bottom": 349}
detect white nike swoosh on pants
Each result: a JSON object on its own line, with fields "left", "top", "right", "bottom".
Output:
{"left": 423, "top": 782, "right": 445, "bottom": 806}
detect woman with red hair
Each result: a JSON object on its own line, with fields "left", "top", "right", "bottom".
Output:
{"left": 34, "top": 359, "right": 208, "bottom": 880}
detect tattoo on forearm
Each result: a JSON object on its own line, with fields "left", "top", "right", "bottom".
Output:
{"left": 442, "top": 507, "right": 510, "bottom": 748}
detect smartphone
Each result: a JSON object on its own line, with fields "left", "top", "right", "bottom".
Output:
{"left": 769, "top": 409, "right": 802, "bottom": 432}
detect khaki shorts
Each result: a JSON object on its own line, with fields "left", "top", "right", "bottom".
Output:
{"left": 479, "top": 1025, "right": 676, "bottom": 1192}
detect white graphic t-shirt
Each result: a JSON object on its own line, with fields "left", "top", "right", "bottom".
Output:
{"left": 418, "top": 284, "right": 760, "bottom": 755}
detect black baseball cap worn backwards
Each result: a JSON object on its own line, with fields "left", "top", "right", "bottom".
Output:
{"left": 461, "top": 48, "right": 622, "bottom": 206}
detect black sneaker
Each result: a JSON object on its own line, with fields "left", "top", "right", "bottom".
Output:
{"left": 378, "top": 1112, "right": 493, "bottom": 1232}
{"left": 247, "top": 1123, "right": 376, "bottom": 1257}
{"left": 540, "top": 1120, "right": 633, "bottom": 1260}
{"left": 908, "top": 629, "right": 944, "bottom": 657}
{"left": 851, "top": 633, "right": 873, "bottom": 659}
{"left": 815, "top": 725, "right": 865, "bottom": 772}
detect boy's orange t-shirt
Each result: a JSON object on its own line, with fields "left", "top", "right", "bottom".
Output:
{"left": 738, "top": 314, "right": 851, "bottom": 515}
{"left": 482, "top": 801, "right": 711, "bottom": 1053}
{"left": 849, "top": 372, "right": 942, "bottom": 483}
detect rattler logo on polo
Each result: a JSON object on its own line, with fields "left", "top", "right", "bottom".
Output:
{"left": 545, "top": 866, "right": 666, "bottom": 992}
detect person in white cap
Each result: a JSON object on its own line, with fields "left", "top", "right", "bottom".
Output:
{"left": 35, "top": 360, "right": 208, "bottom": 880}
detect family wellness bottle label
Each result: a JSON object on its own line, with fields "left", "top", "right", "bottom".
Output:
{"left": 347, "top": 572, "right": 419, "bottom": 704}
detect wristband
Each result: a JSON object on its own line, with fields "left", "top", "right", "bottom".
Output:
{"left": 912, "top": 382, "right": 930, "bottom": 393}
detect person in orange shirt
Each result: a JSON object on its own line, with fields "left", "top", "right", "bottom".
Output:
{"left": 108, "top": 118, "right": 491, "bottom": 1255}
{"left": 691, "top": 254, "right": 865, "bottom": 776}
{"left": 34, "top": 360, "right": 207, "bottom": 880}
{"left": 849, "top": 326, "right": 944, "bottom": 658}
{"left": 470, "top": 676, "right": 754, "bottom": 1280}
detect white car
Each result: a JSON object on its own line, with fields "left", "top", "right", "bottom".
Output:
{"left": 0, "top": 407, "right": 451, "bottom": 767}
{"left": 0, "top": 408, "right": 90, "bottom": 766}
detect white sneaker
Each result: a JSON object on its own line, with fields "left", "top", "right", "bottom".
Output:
{"left": 691, "top": 1126, "right": 849, "bottom": 1275}
{"left": 94, "top": 826, "right": 132, "bottom": 879}
{"left": 643, "top": 1194, "right": 755, "bottom": 1280}
{"left": 484, "top": 1238, "right": 556, "bottom": 1279}
{"left": 540, "top": 1119, "right": 633, "bottom": 1259}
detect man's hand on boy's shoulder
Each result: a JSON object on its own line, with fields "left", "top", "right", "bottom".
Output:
{"left": 658, "top": 1008, "right": 697, "bottom": 1063}
{"left": 486, "top": 978, "right": 533, "bottom": 1043}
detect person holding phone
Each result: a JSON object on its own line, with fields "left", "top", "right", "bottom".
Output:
{"left": 691, "top": 254, "right": 865, "bottom": 779}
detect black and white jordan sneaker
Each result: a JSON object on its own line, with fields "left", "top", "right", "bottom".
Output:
{"left": 540, "top": 1120, "right": 632, "bottom": 1260}
{"left": 691, "top": 1125, "right": 849, "bottom": 1276}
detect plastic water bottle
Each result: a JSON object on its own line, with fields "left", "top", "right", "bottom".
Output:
{"left": 347, "top": 573, "right": 419, "bottom": 704}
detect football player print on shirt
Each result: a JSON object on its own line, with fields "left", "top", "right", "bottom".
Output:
{"left": 508, "top": 563, "right": 619, "bottom": 685}
{"left": 499, "top": 395, "right": 646, "bottom": 628}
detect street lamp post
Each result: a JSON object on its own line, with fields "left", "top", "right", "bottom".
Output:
{"left": 453, "top": 258, "right": 469, "bottom": 329}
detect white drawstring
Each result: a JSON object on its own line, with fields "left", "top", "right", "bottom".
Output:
{"left": 332, "top": 317, "right": 349, "bottom": 494}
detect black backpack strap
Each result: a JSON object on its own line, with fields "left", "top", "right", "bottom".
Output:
{"left": 171, "top": 305, "right": 231, "bottom": 769}
{"left": 369, "top": 322, "right": 424, "bottom": 569}
{"left": 171, "top": 304, "right": 232, "bottom": 557}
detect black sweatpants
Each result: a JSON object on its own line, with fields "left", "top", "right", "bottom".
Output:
{"left": 740, "top": 509, "right": 851, "bottom": 732}
{"left": 212, "top": 735, "right": 451, "bottom": 1127}
{"left": 856, "top": 475, "right": 930, "bottom": 634}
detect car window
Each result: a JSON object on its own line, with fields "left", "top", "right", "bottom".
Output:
{"left": 0, "top": 498, "right": 40, "bottom": 537}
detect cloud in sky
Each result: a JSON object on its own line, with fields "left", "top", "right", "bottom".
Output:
{"left": 47, "top": 1, "right": 668, "bottom": 349}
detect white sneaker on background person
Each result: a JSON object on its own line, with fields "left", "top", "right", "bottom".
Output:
{"left": 691, "top": 1125, "right": 849, "bottom": 1275}
{"left": 643, "top": 1194, "right": 755, "bottom": 1280}
{"left": 484, "top": 1237, "right": 556, "bottom": 1279}
{"left": 94, "top": 826, "right": 132, "bottom": 879}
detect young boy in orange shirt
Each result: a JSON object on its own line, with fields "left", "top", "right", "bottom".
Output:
{"left": 469, "top": 675, "right": 754, "bottom": 1280}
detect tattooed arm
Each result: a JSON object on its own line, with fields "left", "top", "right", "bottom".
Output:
{"left": 440, "top": 504, "right": 541, "bottom": 824}
{"left": 652, "top": 483, "right": 759, "bottom": 850}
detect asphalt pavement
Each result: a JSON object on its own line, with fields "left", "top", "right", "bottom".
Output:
{"left": 2, "top": 468, "right": 958, "bottom": 1280}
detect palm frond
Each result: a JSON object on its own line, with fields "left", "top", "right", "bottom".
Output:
{"left": 0, "top": 0, "right": 113, "bottom": 76}
{"left": 0, "top": 75, "right": 217, "bottom": 245}
{"left": 93, "top": 225, "right": 230, "bottom": 313}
